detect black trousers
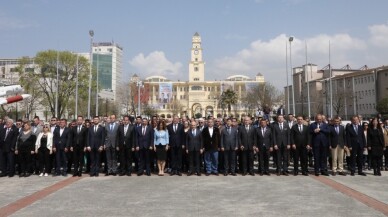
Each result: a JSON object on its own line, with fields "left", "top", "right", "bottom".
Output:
{"left": 1, "top": 151, "right": 15, "bottom": 175}
{"left": 371, "top": 155, "right": 382, "bottom": 172}
{"left": 119, "top": 146, "right": 132, "bottom": 173}
{"left": 170, "top": 146, "right": 182, "bottom": 172}
{"left": 258, "top": 146, "right": 270, "bottom": 173}
{"left": 223, "top": 149, "right": 236, "bottom": 173}
{"left": 72, "top": 147, "right": 84, "bottom": 174}
{"left": 293, "top": 146, "right": 308, "bottom": 173}
{"left": 350, "top": 145, "right": 363, "bottom": 173}
{"left": 90, "top": 148, "right": 100, "bottom": 175}
{"left": 276, "top": 146, "right": 289, "bottom": 172}
{"left": 384, "top": 149, "right": 388, "bottom": 168}
{"left": 313, "top": 143, "right": 328, "bottom": 173}
{"left": 55, "top": 149, "right": 67, "bottom": 173}
{"left": 241, "top": 149, "right": 254, "bottom": 173}
{"left": 38, "top": 147, "right": 50, "bottom": 173}
{"left": 19, "top": 151, "right": 31, "bottom": 174}
{"left": 188, "top": 150, "right": 200, "bottom": 173}
{"left": 138, "top": 148, "right": 150, "bottom": 173}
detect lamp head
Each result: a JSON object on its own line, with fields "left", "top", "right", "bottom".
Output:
{"left": 289, "top": 36, "right": 294, "bottom": 42}
{"left": 89, "top": 30, "right": 94, "bottom": 37}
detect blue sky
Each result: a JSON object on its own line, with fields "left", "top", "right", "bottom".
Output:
{"left": 1, "top": 0, "right": 388, "bottom": 88}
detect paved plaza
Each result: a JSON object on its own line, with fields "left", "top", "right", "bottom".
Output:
{"left": 0, "top": 170, "right": 387, "bottom": 217}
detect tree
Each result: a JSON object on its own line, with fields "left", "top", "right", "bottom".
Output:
{"left": 169, "top": 100, "right": 184, "bottom": 116}
{"left": 332, "top": 89, "right": 349, "bottom": 116}
{"left": 142, "top": 103, "right": 157, "bottom": 117}
{"left": 31, "top": 50, "right": 92, "bottom": 118}
{"left": 220, "top": 89, "right": 238, "bottom": 116}
{"left": 116, "top": 81, "right": 131, "bottom": 116}
{"left": 376, "top": 97, "right": 388, "bottom": 115}
{"left": 16, "top": 57, "right": 45, "bottom": 119}
{"left": 242, "top": 82, "right": 283, "bottom": 114}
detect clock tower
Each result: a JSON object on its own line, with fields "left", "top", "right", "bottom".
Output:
{"left": 189, "top": 32, "right": 205, "bottom": 82}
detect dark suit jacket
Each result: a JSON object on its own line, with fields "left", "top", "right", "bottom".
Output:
{"left": 136, "top": 125, "right": 153, "bottom": 149}
{"left": 186, "top": 129, "right": 203, "bottom": 151}
{"left": 105, "top": 122, "right": 119, "bottom": 148}
{"left": 367, "top": 128, "right": 385, "bottom": 156}
{"left": 202, "top": 127, "right": 220, "bottom": 152}
{"left": 220, "top": 126, "right": 238, "bottom": 150}
{"left": 53, "top": 127, "right": 72, "bottom": 149}
{"left": 167, "top": 123, "right": 185, "bottom": 147}
{"left": 272, "top": 122, "right": 290, "bottom": 147}
{"left": 255, "top": 126, "right": 273, "bottom": 149}
{"left": 71, "top": 125, "right": 88, "bottom": 148}
{"left": 238, "top": 125, "right": 255, "bottom": 150}
{"left": 346, "top": 124, "right": 366, "bottom": 149}
{"left": 290, "top": 124, "right": 310, "bottom": 147}
{"left": 0, "top": 125, "right": 19, "bottom": 152}
{"left": 118, "top": 124, "right": 136, "bottom": 149}
{"left": 310, "top": 122, "right": 330, "bottom": 147}
{"left": 87, "top": 125, "right": 105, "bottom": 149}
{"left": 330, "top": 125, "right": 346, "bottom": 148}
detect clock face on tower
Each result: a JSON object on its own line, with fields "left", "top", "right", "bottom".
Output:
{"left": 194, "top": 50, "right": 199, "bottom": 55}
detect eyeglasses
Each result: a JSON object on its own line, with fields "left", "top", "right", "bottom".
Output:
{"left": 43, "top": 126, "right": 49, "bottom": 129}
{"left": 51, "top": 120, "right": 56, "bottom": 122}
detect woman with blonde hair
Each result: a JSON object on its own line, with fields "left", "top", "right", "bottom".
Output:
{"left": 35, "top": 124, "right": 53, "bottom": 177}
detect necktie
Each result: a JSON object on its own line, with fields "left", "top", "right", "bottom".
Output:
{"left": 78, "top": 126, "right": 81, "bottom": 133}
{"left": 124, "top": 126, "right": 128, "bottom": 135}
{"left": 193, "top": 129, "right": 196, "bottom": 136}
{"left": 299, "top": 125, "right": 302, "bottom": 132}
{"left": 4, "top": 128, "right": 10, "bottom": 141}
{"left": 94, "top": 126, "right": 97, "bottom": 133}
{"left": 262, "top": 128, "right": 265, "bottom": 136}
{"left": 142, "top": 127, "right": 145, "bottom": 136}
{"left": 354, "top": 125, "right": 358, "bottom": 135}
{"left": 228, "top": 127, "right": 231, "bottom": 134}
{"left": 317, "top": 123, "right": 320, "bottom": 129}
{"left": 174, "top": 125, "right": 177, "bottom": 133}
{"left": 280, "top": 124, "right": 283, "bottom": 131}
{"left": 336, "top": 126, "right": 339, "bottom": 135}
{"left": 110, "top": 124, "right": 113, "bottom": 131}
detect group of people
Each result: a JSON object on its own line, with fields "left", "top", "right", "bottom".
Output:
{"left": 0, "top": 113, "right": 387, "bottom": 178}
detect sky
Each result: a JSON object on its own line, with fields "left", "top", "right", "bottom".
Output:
{"left": 1, "top": 0, "right": 388, "bottom": 89}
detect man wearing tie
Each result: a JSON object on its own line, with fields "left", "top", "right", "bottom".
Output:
{"left": 290, "top": 116, "right": 311, "bottom": 176}
{"left": 272, "top": 115, "right": 291, "bottom": 176}
{"left": 86, "top": 116, "right": 105, "bottom": 177}
{"left": 255, "top": 119, "right": 273, "bottom": 176}
{"left": 53, "top": 119, "right": 71, "bottom": 176}
{"left": 346, "top": 116, "right": 367, "bottom": 176}
{"left": 220, "top": 119, "right": 238, "bottom": 176}
{"left": 118, "top": 116, "right": 136, "bottom": 176}
{"left": 167, "top": 115, "right": 185, "bottom": 176}
{"left": 202, "top": 119, "right": 220, "bottom": 176}
{"left": 105, "top": 114, "right": 119, "bottom": 176}
{"left": 186, "top": 121, "right": 203, "bottom": 176}
{"left": 310, "top": 114, "right": 330, "bottom": 176}
{"left": 0, "top": 119, "right": 19, "bottom": 177}
{"left": 70, "top": 116, "right": 88, "bottom": 177}
{"left": 238, "top": 117, "right": 255, "bottom": 176}
{"left": 136, "top": 118, "right": 154, "bottom": 176}
{"left": 330, "top": 117, "right": 347, "bottom": 176}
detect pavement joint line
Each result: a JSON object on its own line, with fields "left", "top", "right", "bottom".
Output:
{"left": 311, "top": 175, "right": 388, "bottom": 216}
{"left": 0, "top": 177, "right": 83, "bottom": 217}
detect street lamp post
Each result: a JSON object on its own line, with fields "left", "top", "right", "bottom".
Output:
{"left": 95, "top": 54, "right": 99, "bottom": 116}
{"left": 289, "top": 36, "right": 295, "bottom": 115}
{"left": 285, "top": 41, "right": 290, "bottom": 115}
{"left": 75, "top": 54, "right": 79, "bottom": 117}
{"left": 87, "top": 30, "right": 94, "bottom": 119}
{"left": 137, "top": 81, "right": 143, "bottom": 116}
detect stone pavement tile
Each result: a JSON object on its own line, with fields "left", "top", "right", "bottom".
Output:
{"left": 327, "top": 171, "right": 388, "bottom": 204}
{"left": 0, "top": 176, "right": 67, "bottom": 208}
{"left": 10, "top": 175, "right": 386, "bottom": 217}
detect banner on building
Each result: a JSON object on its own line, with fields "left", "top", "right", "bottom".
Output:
{"left": 158, "top": 82, "right": 173, "bottom": 104}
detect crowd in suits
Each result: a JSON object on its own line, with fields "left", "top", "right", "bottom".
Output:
{"left": 0, "top": 113, "right": 387, "bottom": 178}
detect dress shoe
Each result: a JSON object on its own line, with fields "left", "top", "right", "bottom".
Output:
{"left": 89, "top": 173, "right": 94, "bottom": 177}
{"left": 264, "top": 172, "right": 271, "bottom": 176}
{"left": 119, "top": 173, "right": 125, "bottom": 176}
{"left": 277, "top": 172, "right": 281, "bottom": 176}
{"left": 0, "top": 174, "right": 6, "bottom": 177}
{"left": 338, "top": 172, "right": 346, "bottom": 176}
{"left": 282, "top": 172, "right": 289, "bottom": 176}
{"left": 242, "top": 172, "right": 247, "bottom": 176}
{"left": 213, "top": 172, "right": 219, "bottom": 176}
{"left": 259, "top": 172, "right": 264, "bottom": 176}
{"left": 137, "top": 172, "right": 143, "bottom": 176}
{"left": 315, "top": 172, "right": 319, "bottom": 176}
{"left": 8, "top": 174, "right": 14, "bottom": 178}
{"left": 321, "top": 172, "right": 329, "bottom": 176}
{"left": 293, "top": 171, "right": 298, "bottom": 176}
{"left": 146, "top": 172, "right": 151, "bottom": 176}
{"left": 224, "top": 173, "right": 228, "bottom": 176}
{"left": 112, "top": 173, "right": 117, "bottom": 176}
{"left": 177, "top": 172, "right": 182, "bottom": 176}
{"left": 197, "top": 172, "right": 201, "bottom": 176}
{"left": 105, "top": 173, "right": 110, "bottom": 176}
{"left": 95, "top": 173, "right": 99, "bottom": 177}
{"left": 332, "top": 171, "right": 336, "bottom": 176}
{"left": 187, "top": 172, "right": 192, "bottom": 176}
{"left": 350, "top": 172, "right": 355, "bottom": 176}
{"left": 231, "top": 173, "right": 237, "bottom": 176}
{"left": 78, "top": 173, "right": 82, "bottom": 177}
{"left": 302, "top": 172, "right": 308, "bottom": 176}
{"left": 377, "top": 171, "right": 382, "bottom": 176}
{"left": 126, "top": 173, "right": 132, "bottom": 176}
{"left": 25, "top": 173, "right": 31, "bottom": 177}
{"left": 72, "top": 173, "right": 78, "bottom": 177}
{"left": 171, "top": 171, "right": 176, "bottom": 176}
{"left": 249, "top": 172, "right": 255, "bottom": 176}
{"left": 205, "top": 173, "right": 210, "bottom": 176}
{"left": 358, "top": 172, "right": 366, "bottom": 176}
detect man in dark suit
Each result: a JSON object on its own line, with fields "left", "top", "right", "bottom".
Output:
{"left": 310, "top": 114, "right": 330, "bottom": 176}
{"left": 220, "top": 118, "right": 238, "bottom": 176}
{"left": 70, "top": 115, "right": 88, "bottom": 177}
{"left": 330, "top": 117, "right": 347, "bottom": 176}
{"left": 255, "top": 119, "right": 273, "bottom": 176}
{"left": 272, "top": 115, "right": 291, "bottom": 176}
{"left": 118, "top": 115, "right": 136, "bottom": 176}
{"left": 136, "top": 118, "right": 153, "bottom": 176}
{"left": 346, "top": 115, "right": 367, "bottom": 176}
{"left": 290, "top": 116, "right": 311, "bottom": 176}
{"left": 202, "top": 118, "right": 220, "bottom": 176}
{"left": 53, "top": 119, "right": 72, "bottom": 176}
{"left": 238, "top": 117, "right": 255, "bottom": 176}
{"left": 0, "top": 119, "right": 19, "bottom": 177}
{"left": 86, "top": 116, "right": 105, "bottom": 177}
{"left": 186, "top": 121, "right": 203, "bottom": 176}
{"left": 104, "top": 114, "right": 119, "bottom": 176}
{"left": 167, "top": 115, "right": 185, "bottom": 176}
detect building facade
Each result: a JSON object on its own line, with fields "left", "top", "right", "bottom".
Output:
{"left": 135, "top": 33, "right": 265, "bottom": 118}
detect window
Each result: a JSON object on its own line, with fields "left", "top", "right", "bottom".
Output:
{"left": 108, "top": 48, "right": 113, "bottom": 52}
{"left": 195, "top": 58, "right": 198, "bottom": 61}
{"left": 191, "top": 86, "right": 202, "bottom": 91}
{"left": 194, "top": 78, "right": 199, "bottom": 81}
{"left": 194, "top": 67, "right": 198, "bottom": 72}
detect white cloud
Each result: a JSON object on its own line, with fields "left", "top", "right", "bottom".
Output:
{"left": 369, "top": 23, "right": 388, "bottom": 47}
{"left": 211, "top": 32, "right": 373, "bottom": 89}
{"left": 129, "top": 51, "right": 183, "bottom": 78}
